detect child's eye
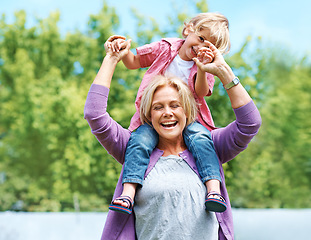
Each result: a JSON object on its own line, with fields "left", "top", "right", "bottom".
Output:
{"left": 199, "top": 36, "right": 205, "bottom": 42}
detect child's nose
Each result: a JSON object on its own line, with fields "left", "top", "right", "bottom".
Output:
{"left": 200, "top": 42, "right": 209, "bottom": 48}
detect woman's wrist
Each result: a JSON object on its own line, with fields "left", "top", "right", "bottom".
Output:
{"left": 104, "top": 54, "right": 120, "bottom": 66}
{"left": 216, "top": 63, "right": 235, "bottom": 86}
{"left": 93, "top": 55, "right": 119, "bottom": 88}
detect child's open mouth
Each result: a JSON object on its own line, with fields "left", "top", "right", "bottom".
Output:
{"left": 191, "top": 47, "right": 197, "bottom": 57}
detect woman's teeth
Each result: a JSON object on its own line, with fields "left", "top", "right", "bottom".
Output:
{"left": 161, "top": 121, "right": 177, "bottom": 128}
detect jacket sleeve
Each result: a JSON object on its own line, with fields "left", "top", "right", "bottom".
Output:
{"left": 206, "top": 73, "right": 215, "bottom": 96}
{"left": 211, "top": 100, "right": 262, "bottom": 164}
{"left": 84, "top": 84, "right": 131, "bottom": 164}
{"left": 136, "top": 40, "right": 162, "bottom": 68}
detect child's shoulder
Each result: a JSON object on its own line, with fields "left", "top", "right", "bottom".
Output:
{"left": 145, "top": 38, "right": 183, "bottom": 46}
{"left": 140, "top": 38, "right": 184, "bottom": 53}
{"left": 162, "top": 37, "right": 184, "bottom": 44}
{"left": 161, "top": 38, "right": 185, "bottom": 51}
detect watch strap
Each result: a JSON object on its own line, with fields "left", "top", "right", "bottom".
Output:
{"left": 224, "top": 77, "right": 240, "bottom": 90}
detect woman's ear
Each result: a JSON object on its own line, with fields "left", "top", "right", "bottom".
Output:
{"left": 147, "top": 114, "right": 151, "bottom": 122}
{"left": 147, "top": 121, "right": 153, "bottom": 128}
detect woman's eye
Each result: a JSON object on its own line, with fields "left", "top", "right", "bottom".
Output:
{"left": 171, "top": 104, "right": 180, "bottom": 108}
{"left": 154, "top": 106, "right": 163, "bottom": 110}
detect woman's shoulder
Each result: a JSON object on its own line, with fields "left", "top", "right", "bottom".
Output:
{"left": 84, "top": 84, "right": 131, "bottom": 164}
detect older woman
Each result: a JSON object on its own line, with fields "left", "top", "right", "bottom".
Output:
{"left": 84, "top": 39, "right": 261, "bottom": 240}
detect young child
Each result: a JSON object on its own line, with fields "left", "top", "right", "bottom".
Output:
{"left": 107, "top": 12, "right": 231, "bottom": 214}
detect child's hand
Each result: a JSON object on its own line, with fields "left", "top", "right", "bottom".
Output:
{"left": 104, "top": 36, "right": 131, "bottom": 62}
{"left": 193, "top": 41, "right": 227, "bottom": 77}
{"left": 111, "top": 38, "right": 127, "bottom": 52}
{"left": 196, "top": 46, "right": 214, "bottom": 65}
{"left": 105, "top": 35, "right": 131, "bottom": 53}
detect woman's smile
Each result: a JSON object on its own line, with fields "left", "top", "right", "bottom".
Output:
{"left": 150, "top": 85, "right": 187, "bottom": 142}
{"left": 161, "top": 120, "right": 178, "bottom": 128}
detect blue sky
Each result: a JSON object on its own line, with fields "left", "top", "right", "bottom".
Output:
{"left": 1, "top": 0, "right": 310, "bottom": 57}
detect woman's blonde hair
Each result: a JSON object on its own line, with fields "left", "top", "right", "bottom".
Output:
{"left": 140, "top": 75, "right": 198, "bottom": 126}
{"left": 182, "top": 12, "right": 231, "bottom": 54}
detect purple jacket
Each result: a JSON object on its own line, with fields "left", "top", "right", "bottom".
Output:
{"left": 84, "top": 84, "right": 261, "bottom": 240}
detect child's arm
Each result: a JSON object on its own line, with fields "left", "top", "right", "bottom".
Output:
{"left": 107, "top": 35, "right": 141, "bottom": 70}
{"left": 194, "top": 47, "right": 214, "bottom": 98}
{"left": 122, "top": 50, "right": 141, "bottom": 69}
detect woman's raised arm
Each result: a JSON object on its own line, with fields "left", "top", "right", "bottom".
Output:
{"left": 194, "top": 41, "right": 261, "bottom": 163}
{"left": 193, "top": 41, "right": 251, "bottom": 109}
{"left": 93, "top": 35, "right": 131, "bottom": 88}
{"left": 84, "top": 36, "right": 132, "bottom": 164}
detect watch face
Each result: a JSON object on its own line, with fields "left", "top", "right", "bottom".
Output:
{"left": 233, "top": 77, "right": 239, "bottom": 84}
{"left": 224, "top": 77, "right": 240, "bottom": 90}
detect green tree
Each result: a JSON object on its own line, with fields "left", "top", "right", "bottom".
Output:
{"left": 226, "top": 43, "right": 311, "bottom": 208}
{"left": 0, "top": 4, "right": 131, "bottom": 211}
{"left": 1, "top": 1, "right": 310, "bottom": 212}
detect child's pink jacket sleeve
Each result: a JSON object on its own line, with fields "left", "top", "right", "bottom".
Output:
{"left": 136, "top": 41, "right": 162, "bottom": 68}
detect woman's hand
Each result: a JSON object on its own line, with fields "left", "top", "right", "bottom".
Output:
{"left": 93, "top": 36, "right": 131, "bottom": 88}
{"left": 105, "top": 35, "right": 126, "bottom": 52}
{"left": 104, "top": 35, "right": 131, "bottom": 62}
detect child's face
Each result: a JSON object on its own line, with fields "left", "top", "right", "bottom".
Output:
{"left": 179, "top": 27, "right": 216, "bottom": 61}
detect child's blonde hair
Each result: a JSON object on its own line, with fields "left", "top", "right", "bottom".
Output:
{"left": 182, "top": 12, "right": 231, "bottom": 54}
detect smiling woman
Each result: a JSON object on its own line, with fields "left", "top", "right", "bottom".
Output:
{"left": 84, "top": 34, "right": 261, "bottom": 239}
{"left": 134, "top": 77, "right": 220, "bottom": 239}
{"left": 140, "top": 74, "right": 197, "bottom": 124}
{"left": 142, "top": 77, "right": 189, "bottom": 155}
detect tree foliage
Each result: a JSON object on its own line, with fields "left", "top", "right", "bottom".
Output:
{"left": 227, "top": 45, "right": 311, "bottom": 208}
{"left": 0, "top": 1, "right": 310, "bottom": 211}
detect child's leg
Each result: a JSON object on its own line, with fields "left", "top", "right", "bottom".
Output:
{"left": 183, "top": 122, "right": 226, "bottom": 212}
{"left": 205, "top": 179, "right": 221, "bottom": 194}
{"left": 111, "top": 182, "right": 138, "bottom": 210}
{"left": 110, "top": 123, "right": 158, "bottom": 214}
{"left": 183, "top": 122, "right": 221, "bottom": 184}
{"left": 122, "top": 123, "right": 158, "bottom": 186}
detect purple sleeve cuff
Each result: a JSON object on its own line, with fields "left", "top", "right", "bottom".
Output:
{"left": 89, "top": 84, "right": 110, "bottom": 97}
{"left": 233, "top": 100, "right": 256, "bottom": 118}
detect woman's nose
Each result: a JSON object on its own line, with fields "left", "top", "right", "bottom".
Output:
{"left": 163, "top": 107, "right": 173, "bottom": 117}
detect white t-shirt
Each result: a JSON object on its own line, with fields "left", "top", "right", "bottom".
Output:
{"left": 165, "top": 54, "right": 194, "bottom": 83}
{"left": 134, "top": 155, "right": 219, "bottom": 240}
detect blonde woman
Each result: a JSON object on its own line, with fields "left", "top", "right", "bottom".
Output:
{"left": 84, "top": 34, "right": 261, "bottom": 240}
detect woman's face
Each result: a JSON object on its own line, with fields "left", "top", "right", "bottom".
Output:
{"left": 150, "top": 85, "right": 187, "bottom": 144}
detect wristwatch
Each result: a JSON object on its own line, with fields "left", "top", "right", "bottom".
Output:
{"left": 224, "top": 77, "right": 240, "bottom": 90}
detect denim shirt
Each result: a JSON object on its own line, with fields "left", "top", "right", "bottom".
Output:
{"left": 129, "top": 38, "right": 216, "bottom": 132}
{"left": 84, "top": 84, "right": 262, "bottom": 240}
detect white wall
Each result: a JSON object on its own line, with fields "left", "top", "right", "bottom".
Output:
{"left": 1, "top": 209, "right": 310, "bottom": 240}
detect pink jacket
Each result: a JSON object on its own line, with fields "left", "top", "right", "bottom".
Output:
{"left": 129, "top": 38, "right": 216, "bottom": 131}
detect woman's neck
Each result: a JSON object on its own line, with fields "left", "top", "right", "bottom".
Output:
{"left": 157, "top": 137, "right": 187, "bottom": 157}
